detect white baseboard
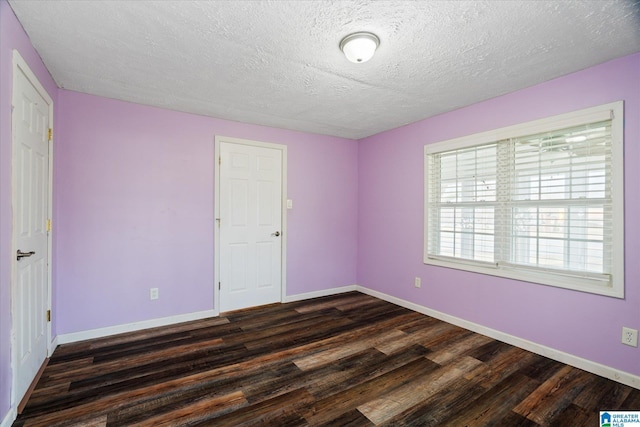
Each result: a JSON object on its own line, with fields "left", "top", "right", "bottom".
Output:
{"left": 55, "top": 287, "right": 356, "bottom": 345}
{"left": 356, "top": 285, "right": 640, "bottom": 390}
{"left": 56, "top": 310, "right": 217, "bottom": 345}
{"left": 46, "top": 285, "right": 640, "bottom": 389}
{"left": 0, "top": 408, "right": 16, "bottom": 427}
{"left": 284, "top": 285, "right": 357, "bottom": 303}
{"left": 49, "top": 334, "right": 59, "bottom": 354}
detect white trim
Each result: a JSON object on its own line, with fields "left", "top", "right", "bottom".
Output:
{"left": 425, "top": 102, "right": 619, "bottom": 154}
{"left": 356, "top": 285, "right": 640, "bottom": 390}
{"left": 56, "top": 286, "right": 358, "bottom": 345}
{"left": 0, "top": 408, "right": 16, "bottom": 427}
{"left": 284, "top": 285, "right": 358, "bottom": 303}
{"left": 610, "top": 101, "right": 625, "bottom": 299}
{"left": 214, "top": 135, "right": 288, "bottom": 313}
{"left": 46, "top": 109, "right": 54, "bottom": 357}
{"left": 10, "top": 49, "right": 54, "bottom": 410}
{"left": 56, "top": 310, "right": 217, "bottom": 345}
{"left": 424, "top": 101, "right": 625, "bottom": 298}
{"left": 17, "top": 283, "right": 640, "bottom": 397}
{"left": 50, "top": 335, "right": 59, "bottom": 352}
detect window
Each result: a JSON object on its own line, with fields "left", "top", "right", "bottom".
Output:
{"left": 424, "top": 102, "right": 624, "bottom": 297}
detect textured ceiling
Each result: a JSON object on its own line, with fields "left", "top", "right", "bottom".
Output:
{"left": 8, "top": 0, "right": 640, "bottom": 139}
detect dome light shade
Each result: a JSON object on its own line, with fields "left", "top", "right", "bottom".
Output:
{"left": 340, "top": 32, "right": 380, "bottom": 63}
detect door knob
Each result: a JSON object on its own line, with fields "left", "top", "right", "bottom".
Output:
{"left": 272, "top": 231, "right": 280, "bottom": 237}
{"left": 17, "top": 250, "right": 35, "bottom": 260}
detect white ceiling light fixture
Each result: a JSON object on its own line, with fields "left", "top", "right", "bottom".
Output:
{"left": 340, "top": 32, "right": 380, "bottom": 63}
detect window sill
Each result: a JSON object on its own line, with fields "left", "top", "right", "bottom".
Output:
{"left": 423, "top": 255, "right": 623, "bottom": 298}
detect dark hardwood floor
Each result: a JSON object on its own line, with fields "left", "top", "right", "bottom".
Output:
{"left": 14, "top": 292, "right": 640, "bottom": 426}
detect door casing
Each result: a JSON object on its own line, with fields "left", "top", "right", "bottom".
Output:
{"left": 214, "top": 136, "right": 288, "bottom": 314}
{"left": 10, "top": 49, "right": 54, "bottom": 408}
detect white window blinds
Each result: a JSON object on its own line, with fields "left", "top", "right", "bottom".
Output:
{"left": 424, "top": 102, "right": 624, "bottom": 297}
{"left": 427, "top": 144, "right": 498, "bottom": 264}
{"left": 504, "top": 121, "right": 612, "bottom": 280}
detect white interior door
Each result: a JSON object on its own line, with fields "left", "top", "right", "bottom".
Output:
{"left": 12, "top": 52, "right": 51, "bottom": 403}
{"left": 219, "top": 141, "right": 283, "bottom": 312}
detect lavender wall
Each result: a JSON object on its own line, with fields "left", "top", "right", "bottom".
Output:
{"left": 358, "top": 53, "right": 640, "bottom": 376}
{"left": 0, "top": 0, "right": 58, "bottom": 421}
{"left": 55, "top": 90, "right": 358, "bottom": 335}
{"left": 1, "top": 3, "right": 637, "bottom": 423}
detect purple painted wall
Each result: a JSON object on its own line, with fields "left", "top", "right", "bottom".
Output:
{"left": 1, "top": 1, "right": 638, "bottom": 421}
{"left": 0, "top": 0, "right": 58, "bottom": 421}
{"left": 55, "top": 90, "right": 358, "bottom": 335}
{"left": 358, "top": 53, "right": 640, "bottom": 376}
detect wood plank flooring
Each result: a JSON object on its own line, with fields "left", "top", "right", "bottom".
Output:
{"left": 13, "top": 292, "right": 640, "bottom": 426}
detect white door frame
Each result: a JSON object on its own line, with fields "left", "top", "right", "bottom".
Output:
{"left": 214, "top": 136, "right": 287, "bottom": 315}
{"left": 10, "top": 49, "right": 54, "bottom": 408}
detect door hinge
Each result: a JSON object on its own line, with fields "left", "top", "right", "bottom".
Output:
{"left": 46, "top": 310, "right": 51, "bottom": 322}
{"left": 218, "top": 282, "right": 221, "bottom": 290}
{"left": 46, "top": 219, "right": 52, "bottom": 232}
{"left": 218, "top": 156, "right": 221, "bottom": 165}
{"left": 48, "top": 128, "right": 53, "bottom": 141}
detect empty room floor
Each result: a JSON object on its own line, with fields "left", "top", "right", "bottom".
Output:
{"left": 13, "top": 292, "right": 640, "bottom": 426}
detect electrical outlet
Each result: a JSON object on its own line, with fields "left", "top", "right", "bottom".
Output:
{"left": 414, "top": 277, "right": 421, "bottom": 288}
{"left": 622, "top": 327, "right": 638, "bottom": 347}
{"left": 150, "top": 287, "right": 159, "bottom": 300}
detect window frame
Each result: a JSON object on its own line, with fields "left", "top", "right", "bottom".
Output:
{"left": 423, "top": 101, "right": 624, "bottom": 298}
